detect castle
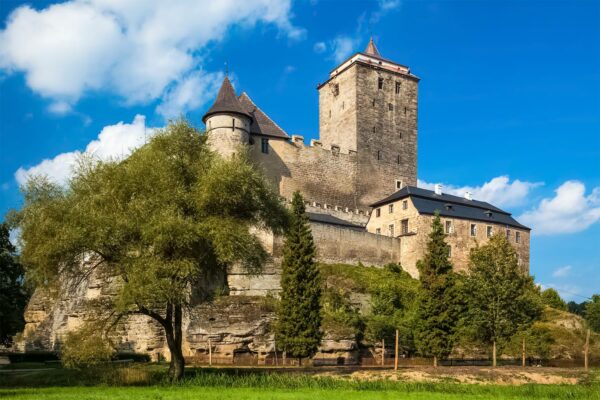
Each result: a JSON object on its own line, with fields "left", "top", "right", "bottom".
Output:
{"left": 18, "top": 39, "right": 530, "bottom": 363}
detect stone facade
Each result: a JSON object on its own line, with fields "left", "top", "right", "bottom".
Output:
{"left": 367, "top": 196, "right": 530, "bottom": 276}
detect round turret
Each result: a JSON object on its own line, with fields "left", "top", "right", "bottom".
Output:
{"left": 202, "top": 76, "right": 252, "bottom": 158}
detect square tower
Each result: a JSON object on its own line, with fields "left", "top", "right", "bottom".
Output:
{"left": 318, "top": 39, "right": 419, "bottom": 207}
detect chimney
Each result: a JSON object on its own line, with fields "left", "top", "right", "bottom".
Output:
{"left": 464, "top": 191, "right": 473, "bottom": 201}
{"left": 434, "top": 184, "right": 443, "bottom": 195}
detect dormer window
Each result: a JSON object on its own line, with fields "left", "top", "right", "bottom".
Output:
{"left": 445, "top": 203, "right": 453, "bottom": 211}
{"left": 484, "top": 210, "right": 493, "bottom": 218}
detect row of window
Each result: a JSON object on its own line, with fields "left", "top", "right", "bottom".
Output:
{"left": 374, "top": 212, "right": 522, "bottom": 244}
{"left": 375, "top": 219, "right": 409, "bottom": 237}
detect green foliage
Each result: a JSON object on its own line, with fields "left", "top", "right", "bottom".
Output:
{"left": 319, "top": 263, "right": 420, "bottom": 354}
{"left": 414, "top": 214, "right": 460, "bottom": 361}
{"left": 14, "top": 119, "right": 288, "bottom": 379}
{"left": 0, "top": 222, "right": 29, "bottom": 346}
{"left": 466, "top": 234, "right": 543, "bottom": 353}
{"left": 541, "top": 288, "right": 567, "bottom": 311}
{"left": 568, "top": 301, "right": 587, "bottom": 316}
{"left": 275, "top": 192, "right": 322, "bottom": 360}
{"left": 585, "top": 295, "right": 600, "bottom": 333}
{"left": 504, "top": 324, "right": 555, "bottom": 359}
{"left": 61, "top": 323, "right": 115, "bottom": 369}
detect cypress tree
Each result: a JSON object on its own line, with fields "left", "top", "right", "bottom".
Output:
{"left": 415, "top": 213, "right": 459, "bottom": 367}
{"left": 275, "top": 191, "right": 322, "bottom": 365}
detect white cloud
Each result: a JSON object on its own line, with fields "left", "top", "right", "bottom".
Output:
{"left": 47, "top": 101, "right": 73, "bottom": 115}
{"left": 519, "top": 181, "right": 600, "bottom": 235}
{"left": 156, "top": 71, "right": 223, "bottom": 119}
{"left": 378, "top": 0, "right": 401, "bottom": 11}
{"left": 552, "top": 265, "right": 573, "bottom": 278}
{"left": 0, "top": 0, "right": 303, "bottom": 117}
{"left": 15, "top": 115, "right": 155, "bottom": 186}
{"left": 418, "top": 176, "right": 541, "bottom": 208}
{"left": 330, "top": 35, "right": 362, "bottom": 63}
{"left": 313, "top": 41, "right": 326, "bottom": 53}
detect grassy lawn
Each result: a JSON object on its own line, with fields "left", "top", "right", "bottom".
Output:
{"left": 0, "top": 365, "right": 598, "bottom": 399}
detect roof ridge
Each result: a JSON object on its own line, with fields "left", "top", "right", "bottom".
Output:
{"left": 238, "top": 92, "right": 289, "bottom": 139}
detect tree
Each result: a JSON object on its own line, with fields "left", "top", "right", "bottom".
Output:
{"left": 466, "top": 234, "right": 542, "bottom": 366}
{"left": 13, "top": 120, "right": 288, "bottom": 379}
{"left": 585, "top": 295, "right": 600, "bottom": 333}
{"left": 541, "top": 288, "right": 567, "bottom": 311}
{"left": 414, "top": 214, "right": 460, "bottom": 367}
{"left": 0, "top": 222, "right": 29, "bottom": 346}
{"left": 568, "top": 301, "right": 587, "bottom": 316}
{"left": 275, "top": 192, "right": 322, "bottom": 365}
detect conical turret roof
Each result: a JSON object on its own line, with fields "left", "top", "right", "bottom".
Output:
{"left": 364, "top": 37, "right": 381, "bottom": 57}
{"left": 202, "top": 76, "right": 251, "bottom": 123}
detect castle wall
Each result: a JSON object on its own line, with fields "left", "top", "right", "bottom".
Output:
{"left": 249, "top": 137, "right": 364, "bottom": 211}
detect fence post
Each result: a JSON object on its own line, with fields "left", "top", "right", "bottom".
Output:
{"left": 394, "top": 329, "right": 399, "bottom": 371}
{"left": 381, "top": 339, "right": 385, "bottom": 366}
{"left": 585, "top": 328, "right": 590, "bottom": 371}
{"left": 274, "top": 341, "right": 278, "bottom": 366}
{"left": 208, "top": 337, "right": 212, "bottom": 366}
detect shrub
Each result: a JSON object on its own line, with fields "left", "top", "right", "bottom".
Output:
{"left": 60, "top": 323, "right": 115, "bottom": 369}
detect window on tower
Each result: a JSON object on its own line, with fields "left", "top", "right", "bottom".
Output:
{"left": 378, "top": 77, "right": 384, "bottom": 90}
{"left": 395, "top": 82, "right": 401, "bottom": 94}
{"left": 388, "top": 103, "right": 393, "bottom": 111}
{"left": 377, "top": 150, "right": 382, "bottom": 160}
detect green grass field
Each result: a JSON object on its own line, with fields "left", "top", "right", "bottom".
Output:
{"left": 0, "top": 365, "right": 598, "bottom": 399}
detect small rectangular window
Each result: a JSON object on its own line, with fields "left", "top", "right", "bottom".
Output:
{"left": 401, "top": 219, "right": 408, "bottom": 234}
{"left": 470, "top": 224, "right": 477, "bottom": 237}
{"left": 395, "top": 180, "right": 402, "bottom": 189}
{"left": 506, "top": 229, "right": 511, "bottom": 239}
{"left": 396, "top": 154, "right": 401, "bottom": 164}
{"left": 402, "top": 200, "right": 408, "bottom": 210}
{"left": 389, "top": 204, "right": 394, "bottom": 213}
{"left": 389, "top": 224, "right": 395, "bottom": 237}
{"left": 404, "top": 107, "right": 407, "bottom": 115}
{"left": 261, "top": 138, "right": 269, "bottom": 154}
{"left": 372, "top": 99, "right": 376, "bottom": 107}
{"left": 377, "top": 150, "right": 382, "bottom": 160}
{"left": 232, "top": 118, "right": 235, "bottom": 131}
{"left": 487, "top": 226, "right": 493, "bottom": 238}
{"left": 516, "top": 231, "right": 521, "bottom": 243}
{"left": 395, "top": 82, "right": 401, "bottom": 94}
{"left": 332, "top": 83, "right": 339, "bottom": 96}
{"left": 445, "top": 221, "right": 453, "bottom": 234}
{"left": 375, "top": 208, "right": 381, "bottom": 217}
{"left": 388, "top": 103, "right": 393, "bottom": 111}
{"left": 378, "top": 77, "right": 384, "bottom": 90}
{"left": 375, "top": 228, "right": 381, "bottom": 235}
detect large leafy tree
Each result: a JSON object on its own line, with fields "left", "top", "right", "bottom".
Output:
{"left": 585, "top": 295, "right": 600, "bottom": 333}
{"left": 414, "top": 213, "right": 460, "bottom": 367}
{"left": 466, "top": 234, "right": 542, "bottom": 366}
{"left": 0, "top": 222, "right": 29, "bottom": 346}
{"left": 275, "top": 192, "right": 322, "bottom": 365}
{"left": 13, "top": 120, "right": 288, "bottom": 379}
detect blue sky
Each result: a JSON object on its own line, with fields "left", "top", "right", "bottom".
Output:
{"left": 0, "top": 0, "right": 598, "bottom": 300}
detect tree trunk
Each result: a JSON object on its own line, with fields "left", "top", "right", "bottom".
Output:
{"left": 492, "top": 341, "right": 497, "bottom": 367}
{"left": 164, "top": 304, "right": 185, "bottom": 381}
{"left": 433, "top": 355, "right": 437, "bottom": 368}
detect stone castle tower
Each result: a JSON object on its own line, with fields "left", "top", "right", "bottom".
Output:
{"left": 202, "top": 38, "right": 419, "bottom": 212}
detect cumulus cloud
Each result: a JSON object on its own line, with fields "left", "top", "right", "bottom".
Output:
{"left": 156, "top": 71, "right": 223, "bottom": 119}
{"left": 0, "top": 0, "right": 303, "bottom": 117}
{"left": 552, "top": 265, "right": 573, "bottom": 278}
{"left": 518, "top": 181, "right": 600, "bottom": 235}
{"left": 330, "top": 35, "right": 362, "bottom": 63}
{"left": 418, "top": 176, "right": 542, "bottom": 208}
{"left": 15, "top": 115, "right": 155, "bottom": 186}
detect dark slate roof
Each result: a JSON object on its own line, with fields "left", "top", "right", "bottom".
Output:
{"left": 370, "top": 186, "right": 530, "bottom": 230}
{"left": 202, "top": 76, "right": 251, "bottom": 123}
{"left": 364, "top": 37, "right": 381, "bottom": 57}
{"left": 307, "top": 212, "right": 365, "bottom": 230}
{"left": 238, "top": 92, "right": 289, "bottom": 139}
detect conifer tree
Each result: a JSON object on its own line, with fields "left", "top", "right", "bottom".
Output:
{"left": 415, "top": 213, "right": 459, "bottom": 367}
{"left": 276, "top": 192, "right": 322, "bottom": 365}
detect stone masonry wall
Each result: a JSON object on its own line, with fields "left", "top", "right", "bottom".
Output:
{"left": 367, "top": 197, "right": 531, "bottom": 276}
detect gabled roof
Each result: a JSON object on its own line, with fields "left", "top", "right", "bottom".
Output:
{"left": 364, "top": 37, "right": 381, "bottom": 57}
{"left": 370, "top": 186, "right": 530, "bottom": 230}
{"left": 202, "top": 76, "right": 251, "bottom": 123}
{"left": 238, "top": 92, "right": 289, "bottom": 139}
